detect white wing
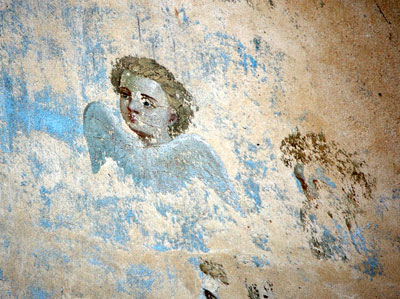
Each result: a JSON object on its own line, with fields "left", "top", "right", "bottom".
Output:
{"left": 157, "top": 135, "right": 241, "bottom": 211}
{"left": 83, "top": 102, "right": 240, "bottom": 211}
{"left": 83, "top": 102, "right": 144, "bottom": 174}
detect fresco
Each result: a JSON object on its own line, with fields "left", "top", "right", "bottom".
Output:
{"left": 84, "top": 57, "right": 238, "bottom": 202}
{"left": 0, "top": 0, "right": 399, "bottom": 298}
{"left": 83, "top": 56, "right": 241, "bottom": 255}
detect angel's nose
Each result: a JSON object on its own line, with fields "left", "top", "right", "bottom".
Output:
{"left": 128, "top": 98, "right": 140, "bottom": 114}
{"left": 129, "top": 108, "right": 139, "bottom": 115}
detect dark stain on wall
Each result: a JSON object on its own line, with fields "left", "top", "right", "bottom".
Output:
{"left": 268, "top": 0, "right": 274, "bottom": 9}
{"left": 247, "top": 283, "right": 260, "bottom": 299}
{"left": 245, "top": 279, "right": 274, "bottom": 299}
{"left": 280, "top": 131, "right": 376, "bottom": 261}
{"left": 204, "top": 289, "right": 218, "bottom": 299}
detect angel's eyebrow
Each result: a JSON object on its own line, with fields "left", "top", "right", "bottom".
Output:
{"left": 141, "top": 93, "right": 158, "bottom": 103}
{"left": 119, "top": 87, "right": 132, "bottom": 97}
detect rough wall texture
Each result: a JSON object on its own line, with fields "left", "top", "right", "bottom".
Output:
{"left": 1, "top": 0, "right": 399, "bottom": 297}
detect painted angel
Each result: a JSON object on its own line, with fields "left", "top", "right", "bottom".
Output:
{"left": 83, "top": 56, "right": 240, "bottom": 212}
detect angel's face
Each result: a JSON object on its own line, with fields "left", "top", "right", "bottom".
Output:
{"left": 119, "top": 70, "right": 177, "bottom": 144}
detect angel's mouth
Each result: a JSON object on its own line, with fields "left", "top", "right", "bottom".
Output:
{"left": 128, "top": 113, "right": 136, "bottom": 123}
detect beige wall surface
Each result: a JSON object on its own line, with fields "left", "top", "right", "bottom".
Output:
{"left": 0, "top": 0, "right": 399, "bottom": 297}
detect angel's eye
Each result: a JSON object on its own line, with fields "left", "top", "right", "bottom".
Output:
{"left": 119, "top": 87, "right": 132, "bottom": 99}
{"left": 140, "top": 94, "right": 156, "bottom": 108}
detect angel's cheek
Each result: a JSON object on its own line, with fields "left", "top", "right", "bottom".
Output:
{"left": 119, "top": 100, "right": 127, "bottom": 115}
{"left": 144, "top": 109, "right": 171, "bottom": 128}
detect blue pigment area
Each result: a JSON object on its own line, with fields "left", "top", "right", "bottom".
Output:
{"left": 117, "top": 264, "right": 161, "bottom": 297}
{"left": 29, "top": 286, "right": 53, "bottom": 299}
{"left": 1, "top": 71, "right": 82, "bottom": 152}
{"left": 0, "top": 0, "right": 393, "bottom": 296}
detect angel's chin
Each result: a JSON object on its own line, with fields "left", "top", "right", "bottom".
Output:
{"left": 129, "top": 126, "right": 153, "bottom": 140}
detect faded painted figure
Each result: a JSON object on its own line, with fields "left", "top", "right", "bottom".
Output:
{"left": 83, "top": 56, "right": 240, "bottom": 211}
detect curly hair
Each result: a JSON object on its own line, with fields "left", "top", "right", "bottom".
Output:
{"left": 111, "top": 56, "right": 194, "bottom": 138}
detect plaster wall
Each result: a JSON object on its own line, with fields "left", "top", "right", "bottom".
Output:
{"left": 0, "top": 0, "right": 399, "bottom": 297}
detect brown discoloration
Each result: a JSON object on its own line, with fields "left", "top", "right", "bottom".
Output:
{"left": 174, "top": 7, "right": 182, "bottom": 26}
{"left": 281, "top": 131, "right": 377, "bottom": 261}
{"left": 200, "top": 259, "right": 229, "bottom": 285}
{"left": 281, "top": 131, "right": 376, "bottom": 204}
{"left": 345, "top": 217, "right": 352, "bottom": 230}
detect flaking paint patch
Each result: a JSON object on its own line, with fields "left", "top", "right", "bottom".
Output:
{"left": 245, "top": 279, "right": 274, "bottom": 299}
{"left": 280, "top": 130, "right": 384, "bottom": 277}
{"left": 200, "top": 259, "right": 229, "bottom": 285}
